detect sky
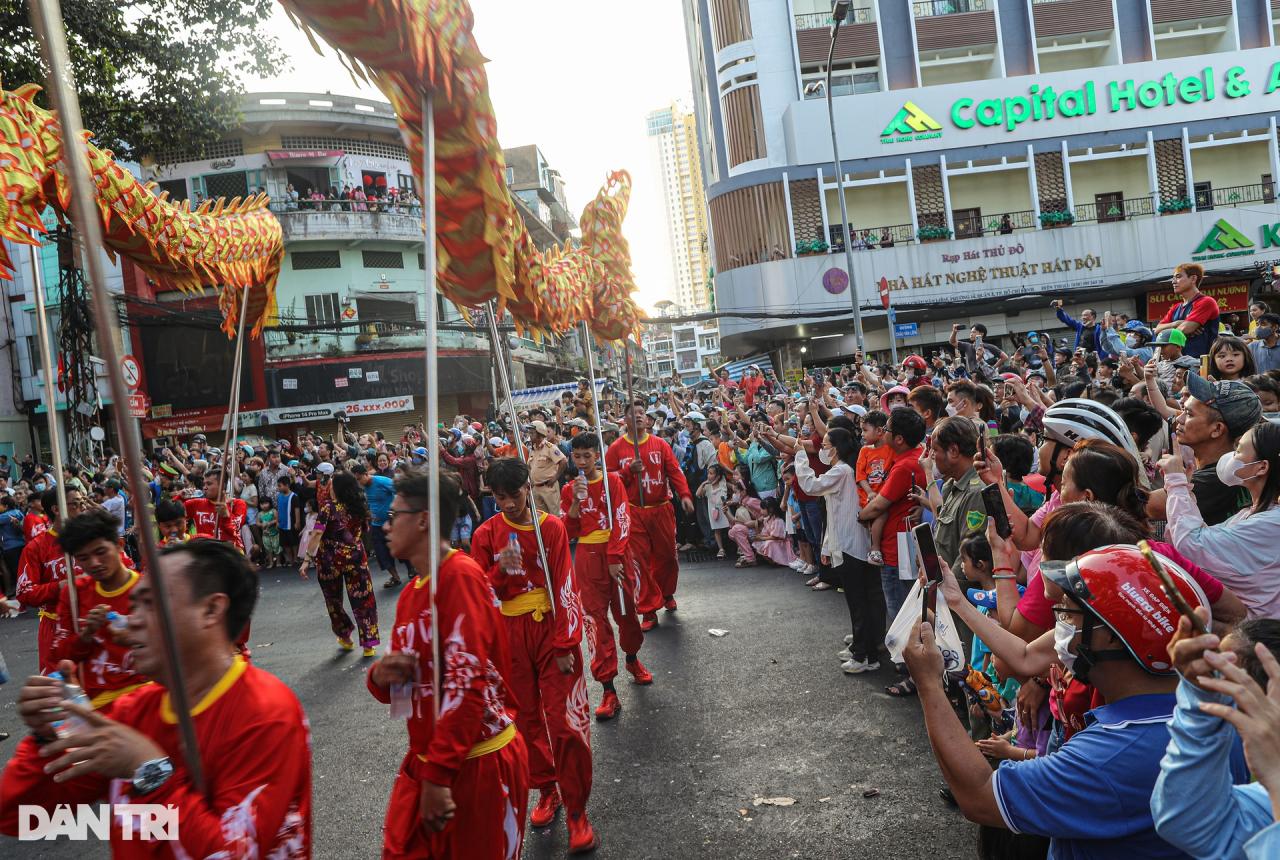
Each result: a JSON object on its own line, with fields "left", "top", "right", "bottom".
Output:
{"left": 247, "top": 0, "right": 695, "bottom": 314}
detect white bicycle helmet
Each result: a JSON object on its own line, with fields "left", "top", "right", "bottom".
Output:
{"left": 1042, "top": 398, "right": 1150, "bottom": 489}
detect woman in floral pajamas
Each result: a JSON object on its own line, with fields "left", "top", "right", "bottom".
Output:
{"left": 299, "top": 470, "right": 380, "bottom": 656}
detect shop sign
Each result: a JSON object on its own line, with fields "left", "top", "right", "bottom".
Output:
{"left": 265, "top": 396, "right": 415, "bottom": 425}
{"left": 1190, "top": 218, "right": 1280, "bottom": 262}
{"left": 1145, "top": 282, "right": 1250, "bottom": 322}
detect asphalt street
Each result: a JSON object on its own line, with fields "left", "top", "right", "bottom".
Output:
{"left": 0, "top": 557, "right": 978, "bottom": 859}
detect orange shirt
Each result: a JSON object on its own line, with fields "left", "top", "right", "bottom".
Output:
{"left": 855, "top": 443, "right": 896, "bottom": 507}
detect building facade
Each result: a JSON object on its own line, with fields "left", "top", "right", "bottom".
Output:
{"left": 128, "top": 93, "right": 591, "bottom": 445}
{"left": 644, "top": 301, "right": 723, "bottom": 384}
{"left": 647, "top": 102, "right": 715, "bottom": 315}
{"left": 683, "top": 0, "right": 1280, "bottom": 366}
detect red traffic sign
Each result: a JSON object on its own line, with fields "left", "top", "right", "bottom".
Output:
{"left": 878, "top": 277, "right": 891, "bottom": 311}
{"left": 120, "top": 355, "right": 141, "bottom": 390}
{"left": 127, "top": 392, "right": 148, "bottom": 418}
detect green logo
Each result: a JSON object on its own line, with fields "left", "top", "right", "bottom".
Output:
{"left": 965, "top": 510, "right": 987, "bottom": 532}
{"left": 1194, "top": 219, "right": 1254, "bottom": 254}
{"left": 881, "top": 101, "right": 943, "bottom": 138}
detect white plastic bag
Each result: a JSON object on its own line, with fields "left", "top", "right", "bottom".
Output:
{"left": 884, "top": 581, "right": 966, "bottom": 673}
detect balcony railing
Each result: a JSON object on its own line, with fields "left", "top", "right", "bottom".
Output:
{"left": 1072, "top": 196, "right": 1156, "bottom": 223}
{"left": 829, "top": 223, "right": 914, "bottom": 250}
{"left": 956, "top": 209, "right": 1037, "bottom": 237}
{"left": 913, "top": 0, "right": 989, "bottom": 17}
{"left": 272, "top": 203, "right": 425, "bottom": 243}
{"left": 794, "top": 6, "right": 875, "bottom": 28}
{"left": 1197, "top": 182, "right": 1275, "bottom": 210}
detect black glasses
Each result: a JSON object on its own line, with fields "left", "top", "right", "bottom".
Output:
{"left": 386, "top": 507, "right": 424, "bottom": 523}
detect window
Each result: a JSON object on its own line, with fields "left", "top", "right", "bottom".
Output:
{"left": 362, "top": 250, "right": 404, "bottom": 269}
{"left": 1096, "top": 191, "right": 1125, "bottom": 223}
{"left": 290, "top": 250, "right": 341, "bottom": 270}
{"left": 504, "top": 166, "right": 515, "bottom": 185}
{"left": 356, "top": 296, "right": 418, "bottom": 336}
{"left": 675, "top": 330, "right": 697, "bottom": 349}
{"left": 677, "top": 352, "right": 698, "bottom": 371}
{"left": 699, "top": 334, "right": 719, "bottom": 352}
{"left": 953, "top": 208, "right": 981, "bottom": 239}
{"left": 305, "top": 293, "right": 341, "bottom": 326}
{"left": 280, "top": 135, "right": 407, "bottom": 161}
{"left": 154, "top": 178, "right": 187, "bottom": 203}
{"left": 200, "top": 171, "right": 249, "bottom": 200}
{"left": 398, "top": 174, "right": 417, "bottom": 193}
{"left": 26, "top": 335, "right": 42, "bottom": 373}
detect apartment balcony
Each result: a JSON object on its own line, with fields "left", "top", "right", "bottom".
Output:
{"left": 271, "top": 202, "right": 425, "bottom": 245}
{"left": 794, "top": 5, "right": 879, "bottom": 68}
{"left": 263, "top": 327, "right": 487, "bottom": 362}
{"left": 913, "top": 0, "right": 998, "bottom": 85}
{"left": 1031, "top": 0, "right": 1120, "bottom": 72}
{"left": 1150, "top": 0, "right": 1235, "bottom": 58}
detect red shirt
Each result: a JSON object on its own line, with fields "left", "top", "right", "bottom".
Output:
{"left": 183, "top": 497, "right": 248, "bottom": 551}
{"left": 50, "top": 571, "right": 147, "bottom": 707}
{"left": 877, "top": 447, "right": 926, "bottom": 565}
{"left": 792, "top": 433, "right": 830, "bottom": 503}
{"left": 471, "top": 511, "right": 582, "bottom": 657}
{"left": 367, "top": 550, "right": 518, "bottom": 786}
{"left": 0, "top": 659, "right": 312, "bottom": 858}
{"left": 22, "top": 512, "right": 47, "bottom": 542}
{"left": 604, "top": 433, "right": 692, "bottom": 507}
{"left": 560, "top": 472, "right": 631, "bottom": 565}
{"left": 15, "top": 530, "right": 135, "bottom": 615}
{"left": 741, "top": 375, "right": 764, "bottom": 408}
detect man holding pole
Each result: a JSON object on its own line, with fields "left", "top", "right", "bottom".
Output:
{"left": 16, "top": 487, "right": 90, "bottom": 672}
{"left": 561, "top": 432, "right": 652, "bottom": 722}
{"left": 184, "top": 469, "right": 248, "bottom": 553}
{"left": 605, "top": 400, "right": 694, "bottom": 631}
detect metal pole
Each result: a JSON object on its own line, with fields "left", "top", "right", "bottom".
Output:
{"left": 421, "top": 90, "right": 444, "bottom": 720}
{"left": 29, "top": 0, "right": 205, "bottom": 794}
{"left": 26, "top": 234, "right": 79, "bottom": 633}
{"left": 484, "top": 302, "right": 557, "bottom": 619}
{"left": 624, "top": 346, "right": 645, "bottom": 506}
{"left": 580, "top": 323, "right": 627, "bottom": 613}
{"left": 825, "top": 14, "right": 867, "bottom": 357}
{"left": 222, "top": 287, "right": 251, "bottom": 520}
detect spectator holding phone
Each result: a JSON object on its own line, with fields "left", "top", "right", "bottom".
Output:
{"left": 1051, "top": 299, "right": 1106, "bottom": 355}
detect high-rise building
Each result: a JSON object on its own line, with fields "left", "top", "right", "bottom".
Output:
{"left": 681, "top": 0, "right": 1280, "bottom": 368}
{"left": 648, "top": 102, "right": 713, "bottom": 315}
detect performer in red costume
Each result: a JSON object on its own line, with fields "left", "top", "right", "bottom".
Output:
{"left": 183, "top": 469, "right": 248, "bottom": 552}
{"left": 50, "top": 509, "right": 150, "bottom": 710}
{"left": 471, "top": 457, "right": 597, "bottom": 854}
{"left": 16, "top": 487, "right": 91, "bottom": 672}
{"left": 370, "top": 471, "right": 529, "bottom": 860}
{"left": 605, "top": 399, "right": 694, "bottom": 631}
{"left": 561, "top": 432, "right": 652, "bottom": 721}
{"left": 0, "top": 540, "right": 312, "bottom": 858}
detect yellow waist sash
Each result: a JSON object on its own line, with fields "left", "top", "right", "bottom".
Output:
{"left": 418, "top": 723, "right": 517, "bottom": 763}
{"left": 501, "top": 588, "right": 551, "bottom": 622}
{"left": 578, "top": 529, "right": 610, "bottom": 545}
{"left": 38, "top": 609, "right": 58, "bottom": 622}
{"left": 91, "top": 681, "right": 151, "bottom": 710}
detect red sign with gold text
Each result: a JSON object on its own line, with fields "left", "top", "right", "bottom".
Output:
{"left": 1144, "top": 282, "right": 1250, "bottom": 322}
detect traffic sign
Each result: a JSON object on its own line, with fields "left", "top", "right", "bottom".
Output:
{"left": 894, "top": 322, "right": 919, "bottom": 339}
{"left": 127, "top": 392, "right": 148, "bottom": 418}
{"left": 120, "top": 355, "right": 141, "bottom": 390}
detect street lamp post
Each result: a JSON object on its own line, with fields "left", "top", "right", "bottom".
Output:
{"left": 807, "top": 0, "right": 885, "bottom": 363}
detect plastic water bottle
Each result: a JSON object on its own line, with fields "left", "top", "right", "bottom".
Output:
{"left": 46, "top": 671, "right": 91, "bottom": 738}
{"left": 503, "top": 534, "right": 523, "bottom": 576}
{"left": 106, "top": 611, "right": 128, "bottom": 631}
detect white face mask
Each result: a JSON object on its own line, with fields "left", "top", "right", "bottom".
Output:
{"left": 945, "top": 404, "right": 958, "bottom": 417}
{"left": 1053, "top": 619, "right": 1078, "bottom": 671}
{"left": 1216, "top": 451, "right": 1263, "bottom": 487}
{"left": 818, "top": 447, "right": 834, "bottom": 466}
{"left": 1125, "top": 334, "right": 1140, "bottom": 348}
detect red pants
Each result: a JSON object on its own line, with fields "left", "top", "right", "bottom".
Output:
{"left": 630, "top": 504, "right": 679, "bottom": 614}
{"left": 503, "top": 612, "right": 592, "bottom": 814}
{"left": 575, "top": 543, "right": 643, "bottom": 683}
{"left": 37, "top": 614, "right": 56, "bottom": 674}
{"left": 382, "top": 736, "right": 529, "bottom": 859}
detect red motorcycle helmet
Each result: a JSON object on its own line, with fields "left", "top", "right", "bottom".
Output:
{"left": 1041, "top": 544, "right": 1210, "bottom": 677}
{"left": 902, "top": 354, "right": 928, "bottom": 373}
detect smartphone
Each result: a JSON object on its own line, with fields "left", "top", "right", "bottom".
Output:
{"left": 981, "top": 483, "right": 1012, "bottom": 540}
{"left": 922, "top": 581, "right": 938, "bottom": 625}
{"left": 977, "top": 431, "right": 988, "bottom": 462}
{"left": 912, "top": 522, "right": 943, "bottom": 584}
{"left": 1138, "top": 540, "right": 1208, "bottom": 635}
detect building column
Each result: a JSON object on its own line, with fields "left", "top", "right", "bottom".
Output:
{"left": 1146, "top": 130, "right": 1159, "bottom": 209}
{"left": 1061, "top": 140, "right": 1075, "bottom": 214}
{"left": 939, "top": 154, "right": 954, "bottom": 236}
{"left": 1026, "top": 144, "right": 1041, "bottom": 229}
{"left": 1269, "top": 118, "right": 1280, "bottom": 198}
{"left": 782, "top": 170, "right": 796, "bottom": 253}
{"left": 1182, "top": 127, "right": 1196, "bottom": 212}
{"left": 904, "top": 158, "right": 919, "bottom": 236}
{"left": 817, "top": 165, "right": 831, "bottom": 246}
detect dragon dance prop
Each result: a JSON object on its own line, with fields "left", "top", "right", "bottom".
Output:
{"left": 278, "top": 0, "right": 645, "bottom": 341}
{"left": 0, "top": 81, "right": 284, "bottom": 338}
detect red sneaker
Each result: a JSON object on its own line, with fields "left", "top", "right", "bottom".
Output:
{"left": 626, "top": 659, "right": 653, "bottom": 685}
{"left": 530, "top": 788, "right": 561, "bottom": 828}
{"left": 594, "top": 691, "right": 621, "bottom": 721}
{"left": 663, "top": 596, "right": 677, "bottom": 612}
{"left": 567, "top": 811, "right": 599, "bottom": 854}
{"left": 639, "top": 612, "right": 658, "bottom": 632}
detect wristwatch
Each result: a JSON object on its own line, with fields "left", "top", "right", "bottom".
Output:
{"left": 131, "top": 756, "right": 174, "bottom": 794}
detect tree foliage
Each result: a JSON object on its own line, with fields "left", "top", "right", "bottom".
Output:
{"left": 0, "top": 0, "right": 286, "bottom": 161}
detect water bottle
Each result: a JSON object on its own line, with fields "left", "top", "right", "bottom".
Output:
{"left": 46, "top": 671, "right": 91, "bottom": 738}
{"left": 574, "top": 475, "right": 588, "bottom": 502}
{"left": 503, "top": 534, "right": 523, "bottom": 576}
{"left": 388, "top": 647, "right": 417, "bottom": 720}
{"left": 106, "top": 611, "right": 128, "bottom": 631}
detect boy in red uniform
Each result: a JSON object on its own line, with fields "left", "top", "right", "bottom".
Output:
{"left": 605, "top": 400, "right": 694, "bottom": 631}
{"left": 471, "top": 458, "right": 597, "bottom": 853}
{"left": 16, "top": 487, "right": 89, "bottom": 672}
{"left": 50, "top": 508, "right": 149, "bottom": 710}
{"left": 370, "top": 471, "right": 529, "bottom": 859}
{"left": 0, "top": 539, "right": 312, "bottom": 857}
{"left": 22, "top": 492, "right": 48, "bottom": 541}
{"left": 183, "top": 469, "right": 248, "bottom": 552}
{"left": 561, "top": 432, "right": 652, "bottom": 721}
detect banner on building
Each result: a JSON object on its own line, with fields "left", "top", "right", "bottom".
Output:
{"left": 1145, "top": 281, "right": 1251, "bottom": 322}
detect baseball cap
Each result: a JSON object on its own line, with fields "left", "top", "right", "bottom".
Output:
{"left": 488, "top": 436, "right": 505, "bottom": 447}
{"left": 842, "top": 404, "right": 867, "bottom": 417}
{"left": 316, "top": 462, "right": 335, "bottom": 475}
{"left": 159, "top": 463, "right": 179, "bottom": 477}
{"left": 1185, "top": 375, "right": 1263, "bottom": 437}
{"left": 413, "top": 446, "right": 428, "bottom": 457}
{"left": 685, "top": 411, "right": 706, "bottom": 422}
{"left": 1171, "top": 356, "right": 1201, "bottom": 371}
{"left": 600, "top": 422, "right": 620, "bottom": 434}
{"left": 566, "top": 418, "right": 590, "bottom": 430}
{"left": 529, "top": 420, "right": 550, "bottom": 436}
{"left": 1152, "top": 328, "right": 1187, "bottom": 347}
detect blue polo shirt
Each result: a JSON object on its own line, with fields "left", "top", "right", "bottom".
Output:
{"left": 992, "top": 692, "right": 1244, "bottom": 859}
{"left": 364, "top": 474, "right": 396, "bottom": 526}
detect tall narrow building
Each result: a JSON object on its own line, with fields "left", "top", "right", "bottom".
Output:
{"left": 647, "top": 102, "right": 712, "bottom": 315}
